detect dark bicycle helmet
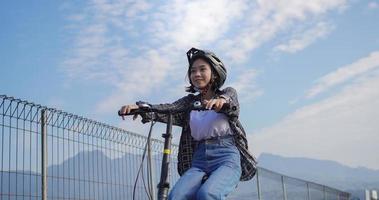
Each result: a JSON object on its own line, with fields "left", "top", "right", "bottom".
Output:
{"left": 186, "top": 47, "right": 227, "bottom": 92}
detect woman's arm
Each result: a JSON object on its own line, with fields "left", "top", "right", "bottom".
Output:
{"left": 218, "top": 87, "right": 240, "bottom": 119}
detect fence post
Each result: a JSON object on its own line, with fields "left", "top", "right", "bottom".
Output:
{"left": 323, "top": 186, "right": 327, "bottom": 200}
{"left": 41, "top": 109, "right": 47, "bottom": 200}
{"left": 256, "top": 168, "right": 262, "bottom": 200}
{"left": 307, "top": 182, "right": 311, "bottom": 200}
{"left": 147, "top": 138, "right": 155, "bottom": 200}
{"left": 281, "top": 176, "right": 287, "bottom": 200}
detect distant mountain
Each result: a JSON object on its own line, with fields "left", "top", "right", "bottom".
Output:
{"left": 257, "top": 153, "right": 379, "bottom": 199}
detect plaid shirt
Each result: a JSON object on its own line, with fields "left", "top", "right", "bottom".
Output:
{"left": 141, "top": 87, "right": 257, "bottom": 181}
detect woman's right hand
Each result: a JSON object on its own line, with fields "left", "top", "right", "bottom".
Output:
{"left": 119, "top": 104, "right": 139, "bottom": 120}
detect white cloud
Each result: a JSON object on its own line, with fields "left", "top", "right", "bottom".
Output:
{"left": 149, "top": 0, "right": 248, "bottom": 48}
{"left": 61, "top": 0, "right": 250, "bottom": 114}
{"left": 61, "top": 0, "right": 350, "bottom": 115}
{"left": 274, "top": 22, "right": 334, "bottom": 53}
{"left": 230, "top": 69, "right": 263, "bottom": 102}
{"left": 222, "top": 0, "right": 347, "bottom": 62}
{"left": 306, "top": 51, "right": 379, "bottom": 98}
{"left": 95, "top": 49, "right": 174, "bottom": 113}
{"left": 62, "top": 0, "right": 153, "bottom": 80}
{"left": 66, "top": 14, "right": 86, "bottom": 22}
{"left": 249, "top": 60, "right": 379, "bottom": 170}
{"left": 368, "top": 1, "right": 379, "bottom": 9}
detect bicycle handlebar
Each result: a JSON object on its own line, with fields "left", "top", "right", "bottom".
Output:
{"left": 118, "top": 101, "right": 233, "bottom": 116}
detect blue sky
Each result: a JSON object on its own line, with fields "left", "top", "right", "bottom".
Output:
{"left": 1, "top": 0, "right": 379, "bottom": 170}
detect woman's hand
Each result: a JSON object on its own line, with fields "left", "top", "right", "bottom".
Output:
{"left": 119, "top": 104, "right": 139, "bottom": 120}
{"left": 203, "top": 98, "right": 227, "bottom": 112}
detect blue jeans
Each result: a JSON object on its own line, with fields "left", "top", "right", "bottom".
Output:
{"left": 168, "top": 135, "right": 241, "bottom": 200}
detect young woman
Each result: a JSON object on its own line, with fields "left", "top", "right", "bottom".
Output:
{"left": 119, "top": 48, "right": 257, "bottom": 200}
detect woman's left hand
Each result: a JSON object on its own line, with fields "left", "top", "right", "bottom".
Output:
{"left": 203, "top": 98, "right": 227, "bottom": 112}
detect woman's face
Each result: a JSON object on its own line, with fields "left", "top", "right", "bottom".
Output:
{"left": 190, "top": 58, "right": 212, "bottom": 90}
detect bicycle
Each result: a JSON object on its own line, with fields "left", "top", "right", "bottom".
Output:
{"left": 118, "top": 100, "right": 231, "bottom": 200}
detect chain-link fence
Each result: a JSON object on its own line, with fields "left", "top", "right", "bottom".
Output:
{"left": 0, "top": 95, "right": 350, "bottom": 200}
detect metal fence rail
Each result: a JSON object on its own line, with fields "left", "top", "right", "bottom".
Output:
{"left": 0, "top": 95, "right": 350, "bottom": 200}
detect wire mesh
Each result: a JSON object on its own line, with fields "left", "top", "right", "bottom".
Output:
{"left": 0, "top": 95, "right": 350, "bottom": 200}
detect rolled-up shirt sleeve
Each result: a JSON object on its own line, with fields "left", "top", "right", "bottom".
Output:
{"left": 219, "top": 87, "right": 240, "bottom": 119}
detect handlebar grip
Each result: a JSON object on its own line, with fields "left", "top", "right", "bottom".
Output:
{"left": 118, "top": 101, "right": 152, "bottom": 116}
{"left": 118, "top": 109, "right": 145, "bottom": 116}
{"left": 118, "top": 110, "right": 124, "bottom": 116}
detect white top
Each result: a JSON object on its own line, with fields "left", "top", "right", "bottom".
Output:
{"left": 189, "top": 110, "right": 233, "bottom": 141}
